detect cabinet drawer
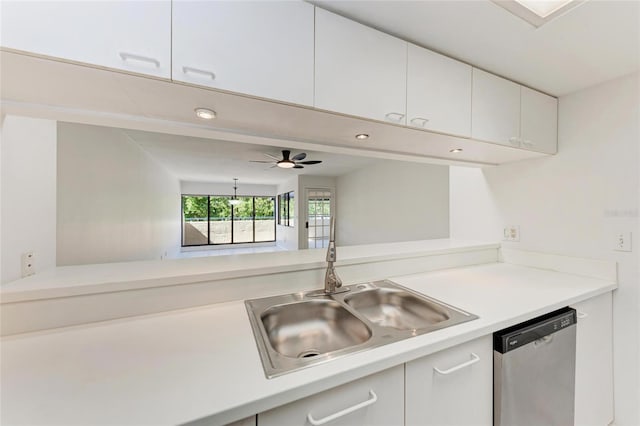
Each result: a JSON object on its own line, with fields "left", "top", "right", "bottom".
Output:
{"left": 406, "top": 336, "right": 493, "bottom": 426}
{"left": 258, "top": 365, "right": 404, "bottom": 426}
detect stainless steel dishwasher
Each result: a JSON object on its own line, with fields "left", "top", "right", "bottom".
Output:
{"left": 494, "top": 307, "right": 577, "bottom": 426}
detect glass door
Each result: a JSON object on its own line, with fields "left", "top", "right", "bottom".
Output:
{"left": 306, "top": 189, "right": 332, "bottom": 249}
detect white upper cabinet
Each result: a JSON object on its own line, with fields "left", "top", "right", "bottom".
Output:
{"left": 172, "top": 1, "right": 314, "bottom": 106}
{"left": 315, "top": 8, "right": 407, "bottom": 124}
{"left": 521, "top": 86, "right": 558, "bottom": 154}
{"left": 0, "top": 1, "right": 171, "bottom": 79}
{"left": 407, "top": 44, "right": 472, "bottom": 137}
{"left": 471, "top": 68, "right": 521, "bottom": 147}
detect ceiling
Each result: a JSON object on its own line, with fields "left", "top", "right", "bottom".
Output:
{"left": 123, "top": 128, "right": 380, "bottom": 185}
{"left": 311, "top": 0, "right": 640, "bottom": 96}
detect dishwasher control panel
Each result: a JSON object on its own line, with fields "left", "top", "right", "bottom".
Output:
{"left": 494, "top": 307, "right": 577, "bottom": 353}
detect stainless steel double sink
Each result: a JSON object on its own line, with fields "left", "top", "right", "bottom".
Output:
{"left": 245, "top": 280, "right": 478, "bottom": 378}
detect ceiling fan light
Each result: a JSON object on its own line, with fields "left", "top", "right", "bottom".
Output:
{"left": 277, "top": 161, "right": 296, "bottom": 169}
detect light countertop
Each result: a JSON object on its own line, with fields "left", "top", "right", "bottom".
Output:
{"left": 0, "top": 261, "right": 616, "bottom": 425}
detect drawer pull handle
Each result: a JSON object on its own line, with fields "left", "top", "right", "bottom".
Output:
{"left": 182, "top": 66, "right": 216, "bottom": 80}
{"left": 577, "top": 311, "right": 588, "bottom": 319}
{"left": 433, "top": 352, "right": 480, "bottom": 375}
{"left": 385, "top": 112, "right": 405, "bottom": 123}
{"left": 410, "top": 117, "right": 429, "bottom": 127}
{"left": 307, "top": 390, "right": 378, "bottom": 425}
{"left": 119, "top": 52, "right": 160, "bottom": 68}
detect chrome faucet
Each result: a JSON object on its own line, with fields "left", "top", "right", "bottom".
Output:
{"left": 323, "top": 217, "right": 345, "bottom": 294}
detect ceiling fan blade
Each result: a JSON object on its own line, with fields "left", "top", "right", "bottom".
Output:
{"left": 263, "top": 152, "right": 281, "bottom": 161}
{"left": 293, "top": 165, "right": 304, "bottom": 169}
{"left": 250, "top": 160, "right": 274, "bottom": 163}
{"left": 292, "top": 152, "right": 307, "bottom": 161}
{"left": 298, "top": 160, "right": 322, "bottom": 165}
{"left": 282, "top": 150, "right": 291, "bottom": 161}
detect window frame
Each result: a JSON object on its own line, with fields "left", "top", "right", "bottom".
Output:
{"left": 181, "top": 194, "right": 276, "bottom": 247}
{"left": 277, "top": 191, "right": 295, "bottom": 227}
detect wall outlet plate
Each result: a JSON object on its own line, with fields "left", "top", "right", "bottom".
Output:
{"left": 503, "top": 225, "right": 520, "bottom": 242}
{"left": 613, "top": 231, "right": 632, "bottom": 252}
{"left": 21, "top": 251, "right": 35, "bottom": 277}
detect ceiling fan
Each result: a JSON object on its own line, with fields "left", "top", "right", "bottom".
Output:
{"left": 250, "top": 150, "right": 322, "bottom": 169}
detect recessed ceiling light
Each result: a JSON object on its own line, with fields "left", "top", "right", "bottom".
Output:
{"left": 194, "top": 107, "right": 216, "bottom": 120}
{"left": 355, "top": 133, "right": 369, "bottom": 140}
{"left": 449, "top": 148, "right": 464, "bottom": 153}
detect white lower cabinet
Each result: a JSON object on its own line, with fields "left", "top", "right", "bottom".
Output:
{"left": 405, "top": 336, "right": 493, "bottom": 426}
{"left": 258, "top": 365, "right": 404, "bottom": 426}
{"left": 571, "top": 292, "right": 614, "bottom": 426}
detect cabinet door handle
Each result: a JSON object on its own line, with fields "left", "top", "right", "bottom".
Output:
{"left": 410, "top": 117, "right": 429, "bottom": 127}
{"left": 433, "top": 352, "right": 480, "bottom": 375}
{"left": 522, "top": 139, "right": 534, "bottom": 148}
{"left": 385, "top": 112, "right": 405, "bottom": 123}
{"left": 182, "top": 66, "right": 216, "bottom": 80}
{"left": 118, "top": 52, "right": 160, "bottom": 68}
{"left": 577, "top": 311, "right": 588, "bottom": 319}
{"left": 307, "top": 390, "right": 378, "bottom": 425}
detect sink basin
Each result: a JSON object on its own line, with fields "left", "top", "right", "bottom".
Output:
{"left": 245, "top": 280, "right": 478, "bottom": 378}
{"left": 344, "top": 288, "right": 450, "bottom": 330}
{"left": 261, "top": 299, "right": 371, "bottom": 358}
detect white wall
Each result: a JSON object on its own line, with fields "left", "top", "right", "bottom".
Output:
{"left": 336, "top": 161, "right": 449, "bottom": 246}
{"left": 450, "top": 72, "right": 640, "bottom": 425}
{"left": 57, "top": 123, "right": 181, "bottom": 266}
{"left": 1, "top": 116, "right": 57, "bottom": 284}
{"left": 181, "top": 181, "right": 276, "bottom": 197}
{"left": 275, "top": 176, "right": 298, "bottom": 251}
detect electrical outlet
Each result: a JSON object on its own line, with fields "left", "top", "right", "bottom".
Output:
{"left": 503, "top": 225, "right": 520, "bottom": 242}
{"left": 21, "top": 251, "right": 35, "bottom": 278}
{"left": 614, "top": 231, "right": 632, "bottom": 252}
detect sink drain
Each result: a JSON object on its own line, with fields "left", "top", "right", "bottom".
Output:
{"left": 298, "top": 350, "right": 321, "bottom": 358}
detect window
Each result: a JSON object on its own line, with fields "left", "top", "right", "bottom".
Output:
{"left": 182, "top": 195, "right": 275, "bottom": 246}
{"left": 277, "top": 191, "right": 294, "bottom": 227}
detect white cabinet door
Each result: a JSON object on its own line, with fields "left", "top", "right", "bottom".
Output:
{"left": 571, "top": 292, "right": 614, "bottom": 426}
{"left": 172, "top": 1, "right": 314, "bottom": 106}
{"left": 471, "top": 68, "right": 521, "bottom": 147}
{"left": 258, "top": 365, "right": 404, "bottom": 426}
{"left": 0, "top": 1, "right": 171, "bottom": 78}
{"left": 520, "top": 86, "right": 558, "bottom": 154}
{"left": 406, "top": 336, "right": 493, "bottom": 426}
{"left": 315, "top": 8, "right": 407, "bottom": 124}
{"left": 407, "top": 44, "right": 472, "bottom": 137}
